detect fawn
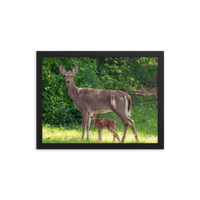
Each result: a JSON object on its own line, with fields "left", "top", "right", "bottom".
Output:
{"left": 89, "top": 110, "right": 121, "bottom": 143}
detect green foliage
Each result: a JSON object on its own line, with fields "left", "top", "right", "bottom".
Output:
{"left": 42, "top": 56, "right": 158, "bottom": 125}
{"left": 97, "top": 57, "right": 158, "bottom": 93}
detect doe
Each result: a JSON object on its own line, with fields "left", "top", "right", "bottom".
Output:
{"left": 90, "top": 110, "right": 120, "bottom": 143}
{"left": 59, "top": 65, "right": 139, "bottom": 143}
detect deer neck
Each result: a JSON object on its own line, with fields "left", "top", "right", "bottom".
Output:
{"left": 67, "top": 81, "right": 79, "bottom": 100}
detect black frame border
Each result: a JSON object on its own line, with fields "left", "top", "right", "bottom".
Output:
{"left": 37, "top": 51, "right": 164, "bottom": 149}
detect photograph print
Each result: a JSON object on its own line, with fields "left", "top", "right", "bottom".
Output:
{"left": 37, "top": 51, "right": 164, "bottom": 149}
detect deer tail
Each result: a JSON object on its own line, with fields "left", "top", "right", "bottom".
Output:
{"left": 124, "top": 95, "right": 132, "bottom": 116}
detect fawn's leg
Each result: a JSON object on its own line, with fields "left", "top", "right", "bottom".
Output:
{"left": 98, "top": 129, "right": 102, "bottom": 143}
{"left": 108, "top": 127, "right": 120, "bottom": 143}
{"left": 100, "top": 129, "right": 103, "bottom": 143}
{"left": 98, "top": 129, "right": 99, "bottom": 143}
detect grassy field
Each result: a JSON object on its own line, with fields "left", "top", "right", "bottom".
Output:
{"left": 42, "top": 101, "right": 158, "bottom": 143}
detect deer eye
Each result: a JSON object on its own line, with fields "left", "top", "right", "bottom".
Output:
{"left": 71, "top": 75, "right": 73, "bottom": 77}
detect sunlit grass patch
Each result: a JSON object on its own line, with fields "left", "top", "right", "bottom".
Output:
{"left": 42, "top": 102, "right": 158, "bottom": 143}
{"left": 42, "top": 126, "right": 157, "bottom": 143}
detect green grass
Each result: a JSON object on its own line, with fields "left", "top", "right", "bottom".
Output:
{"left": 42, "top": 102, "right": 158, "bottom": 143}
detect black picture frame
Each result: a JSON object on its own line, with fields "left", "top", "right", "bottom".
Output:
{"left": 37, "top": 51, "right": 164, "bottom": 149}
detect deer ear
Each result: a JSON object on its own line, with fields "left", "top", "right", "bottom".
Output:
{"left": 59, "top": 66, "right": 66, "bottom": 75}
{"left": 72, "top": 65, "right": 78, "bottom": 74}
{"left": 97, "top": 110, "right": 100, "bottom": 113}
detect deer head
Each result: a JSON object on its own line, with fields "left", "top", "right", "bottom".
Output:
{"left": 59, "top": 65, "right": 78, "bottom": 85}
{"left": 89, "top": 110, "right": 100, "bottom": 119}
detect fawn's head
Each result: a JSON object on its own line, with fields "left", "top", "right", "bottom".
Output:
{"left": 90, "top": 110, "right": 100, "bottom": 119}
{"left": 59, "top": 65, "right": 78, "bottom": 85}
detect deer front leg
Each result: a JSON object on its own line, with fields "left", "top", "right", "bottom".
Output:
{"left": 81, "top": 110, "right": 87, "bottom": 141}
{"left": 86, "top": 111, "right": 91, "bottom": 142}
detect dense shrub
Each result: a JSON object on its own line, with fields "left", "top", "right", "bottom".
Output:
{"left": 42, "top": 57, "right": 157, "bottom": 125}
{"left": 97, "top": 57, "right": 158, "bottom": 93}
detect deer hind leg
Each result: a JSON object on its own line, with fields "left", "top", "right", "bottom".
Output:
{"left": 110, "top": 95, "right": 139, "bottom": 143}
{"left": 122, "top": 117, "right": 139, "bottom": 143}
{"left": 86, "top": 111, "right": 91, "bottom": 142}
{"left": 128, "top": 118, "right": 139, "bottom": 143}
{"left": 121, "top": 123, "right": 128, "bottom": 143}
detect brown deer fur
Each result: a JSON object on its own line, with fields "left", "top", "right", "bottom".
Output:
{"left": 59, "top": 65, "right": 139, "bottom": 143}
{"left": 90, "top": 110, "right": 120, "bottom": 143}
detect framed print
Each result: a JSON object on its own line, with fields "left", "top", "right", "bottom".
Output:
{"left": 37, "top": 51, "right": 164, "bottom": 149}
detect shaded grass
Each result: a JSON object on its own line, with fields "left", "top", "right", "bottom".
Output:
{"left": 42, "top": 102, "right": 158, "bottom": 143}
